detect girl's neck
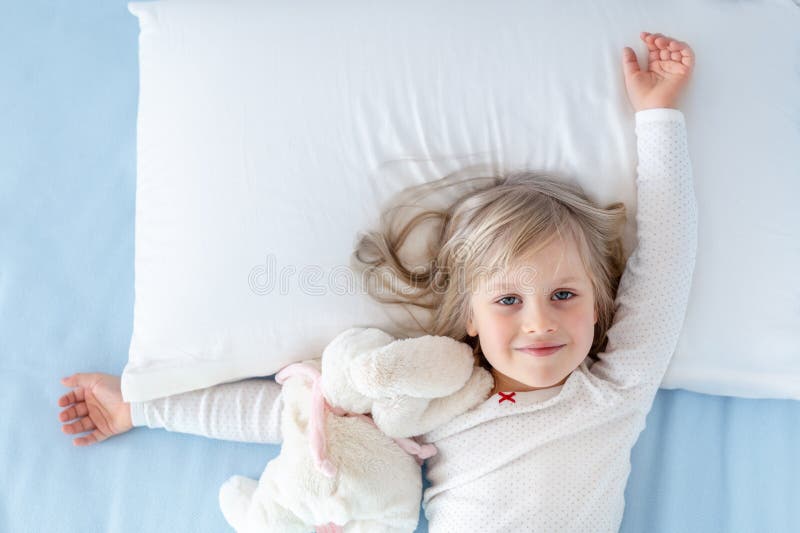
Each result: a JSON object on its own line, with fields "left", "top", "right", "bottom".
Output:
{"left": 489, "top": 368, "right": 568, "bottom": 395}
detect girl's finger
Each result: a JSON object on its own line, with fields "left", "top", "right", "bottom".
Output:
{"left": 57, "top": 393, "right": 72, "bottom": 407}
{"left": 74, "top": 430, "right": 105, "bottom": 447}
{"left": 643, "top": 33, "right": 658, "bottom": 51}
{"left": 648, "top": 32, "right": 664, "bottom": 43}
{"left": 59, "top": 402, "right": 89, "bottom": 422}
{"left": 61, "top": 373, "right": 97, "bottom": 389}
{"left": 654, "top": 36, "right": 670, "bottom": 49}
{"left": 57, "top": 387, "right": 86, "bottom": 407}
{"left": 622, "top": 47, "right": 641, "bottom": 78}
{"left": 62, "top": 416, "right": 96, "bottom": 435}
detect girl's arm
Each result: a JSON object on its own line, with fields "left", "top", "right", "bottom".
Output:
{"left": 589, "top": 107, "right": 698, "bottom": 412}
{"left": 59, "top": 373, "right": 284, "bottom": 446}
{"left": 586, "top": 33, "right": 698, "bottom": 413}
{"left": 129, "top": 378, "right": 284, "bottom": 444}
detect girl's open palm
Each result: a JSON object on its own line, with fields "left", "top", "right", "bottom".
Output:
{"left": 58, "top": 372, "right": 132, "bottom": 446}
{"left": 623, "top": 32, "right": 695, "bottom": 111}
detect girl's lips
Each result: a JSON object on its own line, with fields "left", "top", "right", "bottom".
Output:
{"left": 517, "top": 345, "right": 565, "bottom": 357}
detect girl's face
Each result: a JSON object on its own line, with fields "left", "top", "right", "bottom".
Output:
{"left": 466, "top": 236, "right": 597, "bottom": 392}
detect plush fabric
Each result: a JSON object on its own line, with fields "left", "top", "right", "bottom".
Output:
{"left": 215, "top": 328, "right": 492, "bottom": 532}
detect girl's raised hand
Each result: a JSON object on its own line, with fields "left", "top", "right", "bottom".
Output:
{"left": 58, "top": 372, "right": 133, "bottom": 446}
{"left": 622, "top": 32, "right": 695, "bottom": 112}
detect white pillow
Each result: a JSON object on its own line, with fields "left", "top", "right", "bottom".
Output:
{"left": 121, "top": 0, "right": 800, "bottom": 402}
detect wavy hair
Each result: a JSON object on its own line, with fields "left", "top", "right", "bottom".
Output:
{"left": 351, "top": 166, "right": 627, "bottom": 369}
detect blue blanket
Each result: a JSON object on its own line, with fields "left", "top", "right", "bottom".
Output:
{"left": 1, "top": 2, "right": 798, "bottom": 531}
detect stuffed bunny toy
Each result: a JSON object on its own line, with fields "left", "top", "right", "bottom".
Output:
{"left": 218, "top": 327, "right": 494, "bottom": 533}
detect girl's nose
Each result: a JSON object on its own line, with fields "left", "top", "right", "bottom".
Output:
{"left": 522, "top": 300, "right": 558, "bottom": 333}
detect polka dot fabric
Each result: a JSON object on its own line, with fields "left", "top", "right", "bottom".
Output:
{"left": 129, "top": 107, "right": 697, "bottom": 532}
{"left": 420, "top": 108, "right": 697, "bottom": 532}
{"left": 130, "top": 378, "right": 284, "bottom": 444}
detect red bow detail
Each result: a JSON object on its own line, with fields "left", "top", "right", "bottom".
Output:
{"left": 498, "top": 392, "right": 516, "bottom": 404}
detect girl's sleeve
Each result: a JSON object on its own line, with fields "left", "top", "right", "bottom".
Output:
{"left": 128, "top": 378, "right": 284, "bottom": 444}
{"left": 589, "top": 108, "right": 698, "bottom": 414}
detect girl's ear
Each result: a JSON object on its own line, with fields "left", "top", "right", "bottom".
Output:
{"left": 466, "top": 317, "right": 477, "bottom": 337}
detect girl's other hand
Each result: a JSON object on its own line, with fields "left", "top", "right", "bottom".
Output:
{"left": 622, "top": 32, "right": 695, "bottom": 112}
{"left": 58, "top": 373, "right": 132, "bottom": 446}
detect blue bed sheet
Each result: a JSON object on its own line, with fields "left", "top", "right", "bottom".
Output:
{"left": 1, "top": 2, "right": 798, "bottom": 532}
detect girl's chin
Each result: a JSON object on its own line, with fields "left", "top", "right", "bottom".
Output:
{"left": 490, "top": 367, "right": 567, "bottom": 392}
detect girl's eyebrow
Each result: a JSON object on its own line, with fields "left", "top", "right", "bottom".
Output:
{"left": 489, "top": 276, "right": 583, "bottom": 291}
{"left": 553, "top": 276, "right": 582, "bottom": 285}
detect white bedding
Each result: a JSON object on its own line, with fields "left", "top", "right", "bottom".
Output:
{"left": 121, "top": 0, "right": 800, "bottom": 402}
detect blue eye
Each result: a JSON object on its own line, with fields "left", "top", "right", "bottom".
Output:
{"left": 496, "top": 291, "right": 575, "bottom": 306}
{"left": 553, "top": 291, "right": 575, "bottom": 301}
{"left": 497, "top": 296, "right": 519, "bottom": 306}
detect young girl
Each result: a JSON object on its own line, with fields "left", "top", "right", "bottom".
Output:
{"left": 58, "top": 32, "right": 697, "bottom": 532}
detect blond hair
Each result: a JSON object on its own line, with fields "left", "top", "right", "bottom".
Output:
{"left": 351, "top": 167, "right": 627, "bottom": 369}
